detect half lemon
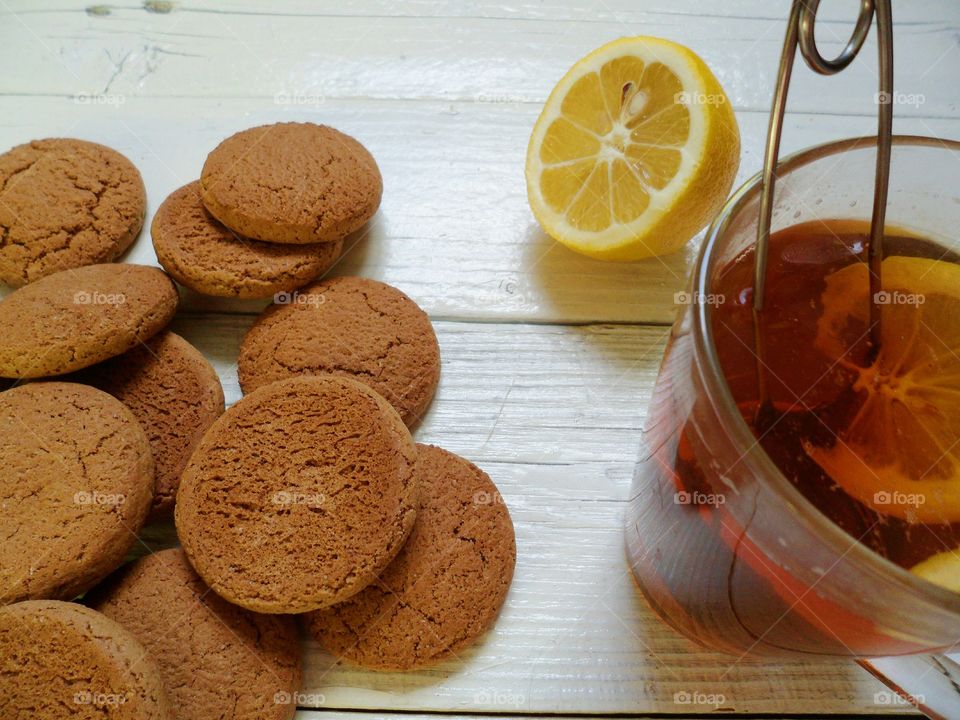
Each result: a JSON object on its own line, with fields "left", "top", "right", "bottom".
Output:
{"left": 525, "top": 36, "right": 740, "bottom": 261}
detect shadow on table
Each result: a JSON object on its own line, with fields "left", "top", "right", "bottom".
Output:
{"left": 299, "top": 635, "right": 485, "bottom": 697}
{"left": 318, "top": 214, "right": 380, "bottom": 279}
{"left": 522, "top": 222, "right": 694, "bottom": 372}
{"left": 521, "top": 221, "right": 694, "bottom": 328}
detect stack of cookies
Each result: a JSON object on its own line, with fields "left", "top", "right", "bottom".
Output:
{"left": 0, "top": 123, "right": 516, "bottom": 720}
{"left": 153, "top": 122, "right": 383, "bottom": 299}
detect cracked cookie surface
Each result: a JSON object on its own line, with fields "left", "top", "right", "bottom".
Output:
{"left": 199, "top": 122, "right": 381, "bottom": 244}
{"left": 175, "top": 376, "right": 419, "bottom": 614}
{"left": 69, "top": 331, "right": 224, "bottom": 520}
{"left": 237, "top": 276, "right": 440, "bottom": 427}
{"left": 153, "top": 181, "right": 342, "bottom": 298}
{"left": 0, "top": 600, "right": 172, "bottom": 720}
{"left": 0, "top": 263, "right": 178, "bottom": 378}
{"left": 89, "top": 548, "right": 301, "bottom": 720}
{"left": 0, "top": 138, "right": 146, "bottom": 287}
{"left": 0, "top": 383, "right": 154, "bottom": 605}
{"left": 305, "top": 444, "right": 516, "bottom": 670}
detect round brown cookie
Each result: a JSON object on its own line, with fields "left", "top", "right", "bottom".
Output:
{"left": 0, "top": 138, "right": 146, "bottom": 287}
{"left": 0, "top": 382, "right": 154, "bottom": 605}
{"left": 88, "top": 548, "right": 301, "bottom": 720}
{"left": 0, "top": 263, "right": 178, "bottom": 378}
{"left": 69, "top": 331, "right": 224, "bottom": 519}
{"left": 305, "top": 444, "right": 516, "bottom": 671}
{"left": 0, "top": 600, "right": 172, "bottom": 719}
{"left": 175, "top": 375, "right": 418, "bottom": 614}
{"left": 237, "top": 276, "right": 440, "bottom": 427}
{"left": 153, "top": 181, "right": 343, "bottom": 299}
{"left": 199, "top": 122, "right": 381, "bottom": 244}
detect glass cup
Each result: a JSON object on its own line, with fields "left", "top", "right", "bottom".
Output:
{"left": 625, "top": 136, "right": 960, "bottom": 657}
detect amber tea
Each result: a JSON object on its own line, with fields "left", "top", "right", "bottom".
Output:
{"left": 717, "top": 220, "right": 960, "bottom": 566}
{"left": 628, "top": 218, "right": 960, "bottom": 656}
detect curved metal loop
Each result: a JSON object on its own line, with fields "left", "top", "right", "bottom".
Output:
{"left": 798, "top": 0, "right": 874, "bottom": 75}
{"left": 751, "top": 0, "right": 893, "bottom": 420}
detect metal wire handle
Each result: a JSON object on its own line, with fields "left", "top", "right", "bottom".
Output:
{"left": 753, "top": 0, "right": 893, "bottom": 417}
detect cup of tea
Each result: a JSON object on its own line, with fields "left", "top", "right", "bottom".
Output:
{"left": 625, "top": 135, "right": 960, "bottom": 657}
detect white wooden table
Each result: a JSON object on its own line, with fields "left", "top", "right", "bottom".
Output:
{"left": 3, "top": 0, "right": 958, "bottom": 716}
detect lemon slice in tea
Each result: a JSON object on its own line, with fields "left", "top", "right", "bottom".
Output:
{"left": 911, "top": 549, "right": 960, "bottom": 593}
{"left": 525, "top": 36, "right": 740, "bottom": 261}
{"left": 808, "top": 255, "right": 960, "bottom": 523}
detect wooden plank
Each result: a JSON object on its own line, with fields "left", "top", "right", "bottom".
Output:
{"left": 1, "top": 0, "right": 957, "bottom": 119}
{"left": 0, "top": 1, "right": 949, "bottom": 715}
{"left": 0, "top": 96, "right": 957, "bottom": 325}
{"left": 294, "top": 715, "right": 918, "bottom": 720}
{"left": 157, "top": 314, "right": 900, "bottom": 715}
{"left": 170, "top": 314, "right": 664, "bottom": 468}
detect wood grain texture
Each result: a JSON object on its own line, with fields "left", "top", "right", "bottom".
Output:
{"left": 151, "top": 315, "right": 902, "bottom": 715}
{"left": 0, "top": 97, "right": 956, "bottom": 324}
{"left": 3, "top": 0, "right": 951, "bottom": 715}
{"left": 3, "top": 0, "right": 958, "bottom": 117}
